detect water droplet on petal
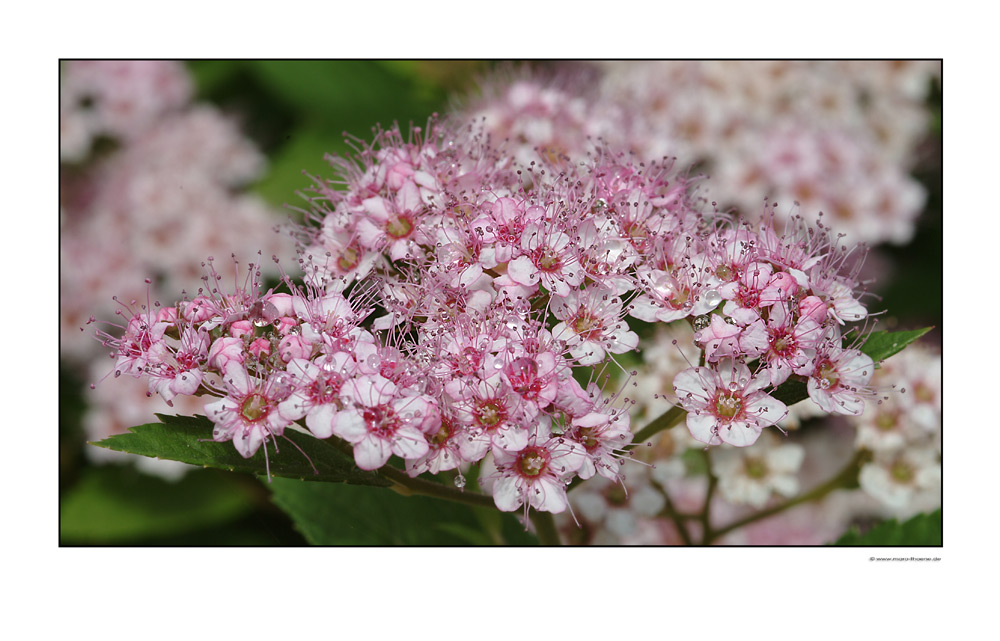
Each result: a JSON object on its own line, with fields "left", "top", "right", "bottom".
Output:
{"left": 704, "top": 289, "right": 722, "bottom": 307}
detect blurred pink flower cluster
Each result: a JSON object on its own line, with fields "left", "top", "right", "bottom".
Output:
{"left": 461, "top": 61, "right": 939, "bottom": 246}
{"left": 61, "top": 61, "right": 295, "bottom": 470}
{"left": 561, "top": 330, "right": 940, "bottom": 545}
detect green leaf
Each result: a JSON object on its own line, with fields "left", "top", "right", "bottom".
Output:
{"left": 860, "top": 327, "right": 934, "bottom": 364}
{"left": 769, "top": 378, "right": 809, "bottom": 408}
{"left": 831, "top": 509, "right": 942, "bottom": 546}
{"left": 91, "top": 414, "right": 391, "bottom": 487}
{"left": 186, "top": 60, "right": 245, "bottom": 98}
{"left": 248, "top": 61, "right": 438, "bottom": 132}
{"left": 251, "top": 126, "right": 351, "bottom": 208}
{"left": 60, "top": 466, "right": 255, "bottom": 543}
{"left": 268, "top": 477, "right": 539, "bottom": 545}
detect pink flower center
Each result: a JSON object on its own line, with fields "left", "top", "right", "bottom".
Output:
{"left": 505, "top": 356, "right": 543, "bottom": 400}
{"left": 576, "top": 425, "right": 600, "bottom": 451}
{"left": 876, "top": 411, "right": 897, "bottom": 431}
{"left": 337, "top": 245, "right": 361, "bottom": 272}
{"left": 572, "top": 310, "right": 605, "bottom": 340}
{"left": 737, "top": 285, "right": 760, "bottom": 308}
{"left": 363, "top": 404, "right": 400, "bottom": 438}
{"left": 913, "top": 383, "right": 935, "bottom": 403}
{"left": 497, "top": 220, "right": 525, "bottom": 245}
{"left": 453, "top": 346, "right": 482, "bottom": 376}
{"left": 891, "top": 461, "right": 914, "bottom": 483}
{"left": 518, "top": 447, "right": 550, "bottom": 478}
{"left": 240, "top": 393, "right": 270, "bottom": 423}
{"left": 744, "top": 457, "right": 768, "bottom": 479}
{"left": 534, "top": 246, "right": 563, "bottom": 272}
{"left": 176, "top": 351, "right": 200, "bottom": 371}
{"left": 816, "top": 360, "right": 840, "bottom": 390}
{"left": 474, "top": 400, "right": 506, "bottom": 429}
{"left": 386, "top": 214, "right": 415, "bottom": 239}
{"left": 715, "top": 392, "right": 743, "bottom": 420}
{"left": 430, "top": 417, "right": 453, "bottom": 446}
{"left": 624, "top": 222, "right": 650, "bottom": 251}
{"left": 309, "top": 373, "right": 344, "bottom": 406}
{"left": 770, "top": 330, "right": 795, "bottom": 356}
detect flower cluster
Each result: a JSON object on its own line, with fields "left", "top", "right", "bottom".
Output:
{"left": 460, "top": 61, "right": 939, "bottom": 246}
{"left": 93, "top": 102, "right": 887, "bottom": 517}
{"left": 852, "top": 344, "right": 941, "bottom": 512}
{"left": 61, "top": 61, "right": 295, "bottom": 475}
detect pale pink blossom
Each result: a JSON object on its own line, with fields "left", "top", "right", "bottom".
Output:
{"left": 673, "top": 359, "right": 787, "bottom": 447}
{"left": 332, "top": 374, "right": 436, "bottom": 470}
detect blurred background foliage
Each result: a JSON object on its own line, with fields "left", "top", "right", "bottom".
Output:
{"left": 59, "top": 60, "right": 941, "bottom": 546}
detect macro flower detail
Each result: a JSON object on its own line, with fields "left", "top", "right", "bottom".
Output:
{"left": 76, "top": 61, "right": 939, "bottom": 547}
{"left": 673, "top": 359, "right": 788, "bottom": 447}
{"left": 204, "top": 362, "right": 294, "bottom": 459}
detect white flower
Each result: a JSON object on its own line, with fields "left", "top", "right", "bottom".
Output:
{"left": 711, "top": 433, "right": 805, "bottom": 508}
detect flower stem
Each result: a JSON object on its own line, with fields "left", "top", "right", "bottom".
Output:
{"left": 629, "top": 405, "right": 687, "bottom": 449}
{"left": 651, "top": 477, "right": 694, "bottom": 545}
{"left": 380, "top": 465, "right": 499, "bottom": 510}
{"left": 702, "top": 450, "right": 866, "bottom": 544}
{"left": 530, "top": 510, "right": 563, "bottom": 545}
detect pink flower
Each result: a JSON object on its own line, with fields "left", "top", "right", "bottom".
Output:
{"left": 718, "top": 261, "right": 774, "bottom": 314}
{"left": 807, "top": 344, "right": 874, "bottom": 416}
{"left": 569, "top": 410, "right": 633, "bottom": 481}
{"left": 356, "top": 179, "right": 428, "bottom": 261}
{"left": 405, "top": 408, "right": 489, "bottom": 476}
{"left": 760, "top": 302, "right": 823, "bottom": 386}
{"left": 332, "top": 374, "right": 435, "bottom": 470}
{"left": 146, "top": 326, "right": 209, "bottom": 403}
{"left": 489, "top": 425, "right": 587, "bottom": 514}
{"left": 506, "top": 223, "right": 583, "bottom": 297}
{"left": 551, "top": 287, "right": 639, "bottom": 365}
{"left": 673, "top": 359, "right": 787, "bottom": 447}
{"left": 112, "top": 313, "right": 170, "bottom": 378}
{"left": 470, "top": 197, "right": 545, "bottom": 264}
{"left": 694, "top": 309, "right": 768, "bottom": 363}
{"left": 449, "top": 377, "right": 532, "bottom": 455}
{"left": 276, "top": 354, "right": 355, "bottom": 438}
{"left": 494, "top": 348, "right": 561, "bottom": 411}
{"left": 204, "top": 362, "right": 294, "bottom": 459}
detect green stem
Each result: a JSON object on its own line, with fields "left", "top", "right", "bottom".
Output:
{"left": 530, "top": 510, "right": 563, "bottom": 545}
{"left": 380, "top": 465, "right": 499, "bottom": 510}
{"left": 651, "top": 478, "right": 693, "bottom": 545}
{"left": 629, "top": 405, "right": 687, "bottom": 449}
{"left": 703, "top": 450, "right": 866, "bottom": 544}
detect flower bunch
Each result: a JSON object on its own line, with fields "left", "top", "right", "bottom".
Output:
{"left": 461, "top": 61, "right": 940, "bottom": 246}
{"left": 93, "top": 104, "right": 885, "bottom": 519}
